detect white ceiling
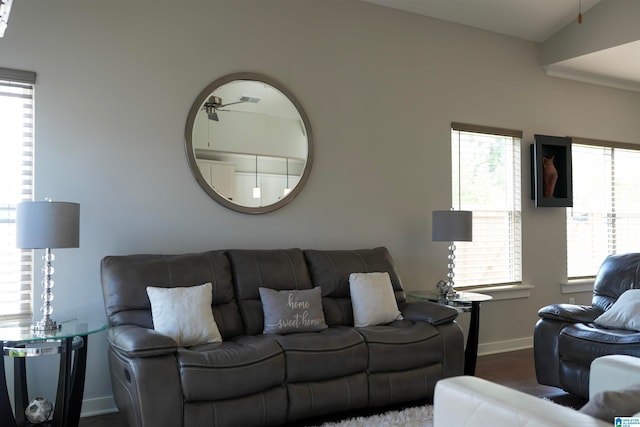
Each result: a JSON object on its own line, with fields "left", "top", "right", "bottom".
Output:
{"left": 360, "top": 0, "right": 640, "bottom": 92}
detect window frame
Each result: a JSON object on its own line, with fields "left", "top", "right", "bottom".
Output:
{"left": 450, "top": 122, "right": 523, "bottom": 289}
{"left": 566, "top": 137, "right": 640, "bottom": 279}
{"left": 0, "top": 67, "right": 36, "bottom": 321}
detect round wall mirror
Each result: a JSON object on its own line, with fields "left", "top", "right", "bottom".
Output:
{"left": 185, "top": 73, "right": 313, "bottom": 214}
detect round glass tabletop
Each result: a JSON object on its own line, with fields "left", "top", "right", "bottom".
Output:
{"left": 408, "top": 290, "right": 493, "bottom": 304}
{"left": 0, "top": 318, "right": 107, "bottom": 344}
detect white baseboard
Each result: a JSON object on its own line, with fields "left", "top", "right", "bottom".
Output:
{"left": 477, "top": 336, "right": 533, "bottom": 356}
{"left": 81, "top": 396, "right": 118, "bottom": 418}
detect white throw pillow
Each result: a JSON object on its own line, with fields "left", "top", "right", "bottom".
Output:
{"left": 594, "top": 289, "right": 640, "bottom": 332}
{"left": 349, "top": 272, "right": 403, "bottom": 327}
{"left": 146, "top": 282, "right": 222, "bottom": 346}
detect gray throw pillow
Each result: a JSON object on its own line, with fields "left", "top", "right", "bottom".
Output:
{"left": 579, "top": 383, "right": 640, "bottom": 422}
{"left": 259, "top": 287, "right": 328, "bottom": 334}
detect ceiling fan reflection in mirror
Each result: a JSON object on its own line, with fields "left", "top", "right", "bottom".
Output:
{"left": 202, "top": 95, "right": 260, "bottom": 121}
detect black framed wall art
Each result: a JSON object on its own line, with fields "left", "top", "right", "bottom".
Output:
{"left": 531, "top": 134, "right": 573, "bottom": 207}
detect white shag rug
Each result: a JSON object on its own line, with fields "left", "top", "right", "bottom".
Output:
{"left": 318, "top": 405, "right": 434, "bottom": 427}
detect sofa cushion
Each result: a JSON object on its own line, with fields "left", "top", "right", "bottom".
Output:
{"left": 177, "top": 335, "right": 285, "bottom": 402}
{"left": 259, "top": 287, "right": 327, "bottom": 334}
{"left": 594, "top": 289, "right": 640, "bottom": 332}
{"left": 272, "top": 326, "right": 367, "bottom": 382}
{"left": 146, "top": 283, "right": 222, "bottom": 347}
{"left": 349, "top": 272, "right": 402, "bottom": 327}
{"left": 356, "top": 320, "right": 442, "bottom": 372}
{"left": 304, "top": 247, "right": 406, "bottom": 326}
{"left": 228, "top": 249, "right": 314, "bottom": 335}
{"left": 287, "top": 373, "right": 369, "bottom": 422}
{"left": 558, "top": 323, "right": 640, "bottom": 367}
{"left": 369, "top": 364, "right": 442, "bottom": 406}
{"left": 183, "top": 387, "right": 288, "bottom": 427}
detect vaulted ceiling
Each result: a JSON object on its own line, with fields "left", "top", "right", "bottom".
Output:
{"left": 361, "top": 0, "right": 640, "bottom": 92}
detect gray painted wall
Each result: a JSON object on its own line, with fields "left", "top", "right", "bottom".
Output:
{"left": 1, "top": 0, "right": 639, "bottom": 415}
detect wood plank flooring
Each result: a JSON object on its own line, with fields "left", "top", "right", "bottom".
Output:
{"left": 79, "top": 348, "right": 586, "bottom": 427}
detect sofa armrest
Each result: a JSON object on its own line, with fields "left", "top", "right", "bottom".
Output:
{"left": 108, "top": 324, "right": 178, "bottom": 358}
{"left": 434, "top": 376, "right": 609, "bottom": 427}
{"left": 537, "top": 304, "right": 603, "bottom": 323}
{"left": 398, "top": 300, "right": 458, "bottom": 325}
{"left": 590, "top": 355, "right": 640, "bottom": 399}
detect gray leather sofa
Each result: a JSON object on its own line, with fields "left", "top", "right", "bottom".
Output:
{"left": 534, "top": 253, "right": 640, "bottom": 398}
{"left": 101, "top": 247, "right": 464, "bottom": 427}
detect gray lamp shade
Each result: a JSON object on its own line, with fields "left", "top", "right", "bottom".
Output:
{"left": 16, "top": 201, "right": 80, "bottom": 249}
{"left": 432, "top": 210, "right": 472, "bottom": 242}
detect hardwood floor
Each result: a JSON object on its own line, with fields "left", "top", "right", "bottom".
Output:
{"left": 79, "top": 348, "right": 586, "bottom": 426}
{"left": 475, "top": 348, "right": 587, "bottom": 408}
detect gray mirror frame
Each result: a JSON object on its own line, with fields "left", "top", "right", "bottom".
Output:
{"left": 185, "top": 72, "right": 313, "bottom": 214}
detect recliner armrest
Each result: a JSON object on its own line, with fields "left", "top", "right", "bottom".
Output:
{"left": 537, "top": 303, "right": 603, "bottom": 323}
{"left": 398, "top": 300, "right": 458, "bottom": 325}
{"left": 108, "top": 324, "right": 178, "bottom": 358}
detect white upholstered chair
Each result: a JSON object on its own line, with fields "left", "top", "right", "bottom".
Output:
{"left": 434, "top": 355, "right": 640, "bottom": 427}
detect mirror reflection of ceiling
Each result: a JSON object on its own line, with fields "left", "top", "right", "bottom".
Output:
{"left": 187, "top": 74, "right": 313, "bottom": 214}
{"left": 193, "top": 80, "right": 308, "bottom": 163}
{"left": 214, "top": 80, "right": 302, "bottom": 121}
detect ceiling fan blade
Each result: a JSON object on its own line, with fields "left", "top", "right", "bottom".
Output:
{"left": 219, "top": 100, "right": 247, "bottom": 108}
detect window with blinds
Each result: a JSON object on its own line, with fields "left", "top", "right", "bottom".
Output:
{"left": 450, "top": 123, "right": 522, "bottom": 287}
{"left": 0, "top": 68, "right": 36, "bottom": 321}
{"left": 567, "top": 140, "right": 640, "bottom": 278}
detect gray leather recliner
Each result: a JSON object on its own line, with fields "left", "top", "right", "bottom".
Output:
{"left": 534, "top": 253, "right": 640, "bottom": 398}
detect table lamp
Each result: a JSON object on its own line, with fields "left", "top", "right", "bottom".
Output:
{"left": 16, "top": 200, "right": 80, "bottom": 332}
{"left": 432, "top": 209, "right": 472, "bottom": 298}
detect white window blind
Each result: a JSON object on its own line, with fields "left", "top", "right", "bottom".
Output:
{"left": 451, "top": 123, "right": 522, "bottom": 287}
{"left": 567, "top": 141, "right": 640, "bottom": 278}
{"left": 0, "top": 68, "right": 36, "bottom": 321}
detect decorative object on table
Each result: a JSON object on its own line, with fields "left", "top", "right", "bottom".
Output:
{"left": 16, "top": 200, "right": 80, "bottom": 333}
{"left": 436, "top": 279, "right": 455, "bottom": 299}
{"left": 24, "top": 397, "right": 54, "bottom": 423}
{"left": 531, "top": 134, "right": 573, "bottom": 207}
{"left": 432, "top": 209, "right": 472, "bottom": 299}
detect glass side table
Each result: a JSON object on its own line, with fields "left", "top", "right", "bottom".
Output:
{"left": 408, "top": 291, "right": 492, "bottom": 376}
{"left": 0, "top": 319, "right": 107, "bottom": 427}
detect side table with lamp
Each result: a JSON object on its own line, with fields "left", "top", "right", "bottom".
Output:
{"left": 0, "top": 319, "right": 107, "bottom": 427}
{"left": 408, "top": 290, "right": 492, "bottom": 375}
{"left": 424, "top": 208, "right": 492, "bottom": 375}
{"left": 0, "top": 200, "right": 106, "bottom": 427}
